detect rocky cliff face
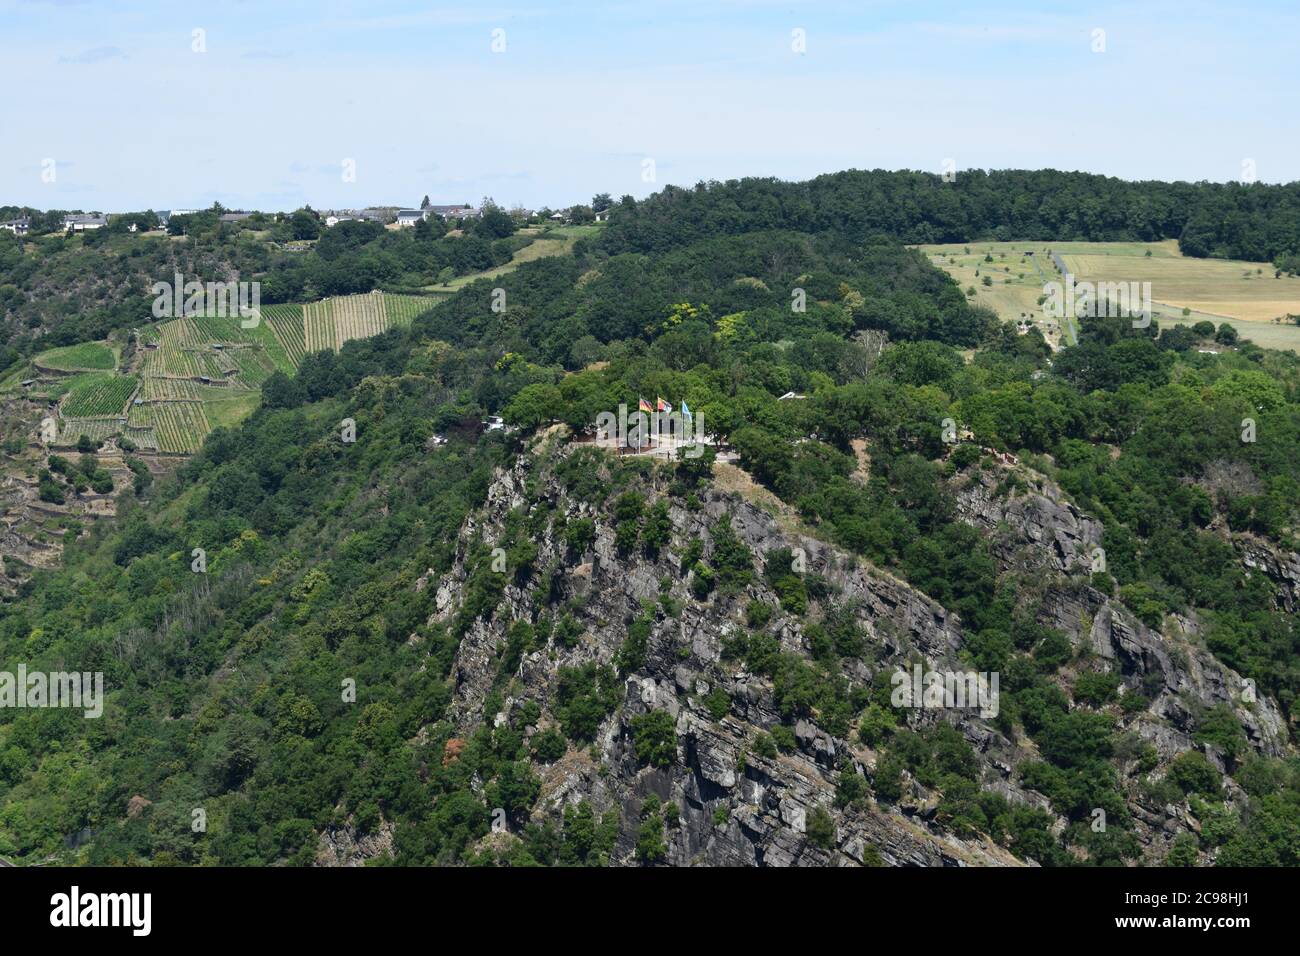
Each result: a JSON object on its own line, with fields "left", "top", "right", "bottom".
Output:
{"left": 421, "top": 445, "right": 1289, "bottom": 866}
{"left": 953, "top": 467, "right": 1285, "bottom": 760}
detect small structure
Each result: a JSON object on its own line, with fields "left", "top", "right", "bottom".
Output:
{"left": 63, "top": 214, "right": 108, "bottom": 232}
{"left": 0, "top": 217, "right": 31, "bottom": 236}
{"left": 429, "top": 204, "right": 478, "bottom": 220}
{"left": 219, "top": 211, "right": 253, "bottom": 223}
{"left": 395, "top": 209, "right": 428, "bottom": 228}
{"left": 777, "top": 391, "right": 807, "bottom": 401}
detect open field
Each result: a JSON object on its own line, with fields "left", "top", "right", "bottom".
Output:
{"left": 1058, "top": 239, "right": 1300, "bottom": 324}
{"left": 919, "top": 240, "right": 1300, "bottom": 350}
{"left": 35, "top": 342, "right": 117, "bottom": 371}
{"left": 918, "top": 241, "right": 1067, "bottom": 340}
{"left": 423, "top": 224, "right": 602, "bottom": 292}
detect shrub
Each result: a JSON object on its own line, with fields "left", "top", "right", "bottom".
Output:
{"left": 631, "top": 710, "right": 677, "bottom": 768}
{"left": 531, "top": 728, "right": 567, "bottom": 763}
{"left": 806, "top": 806, "right": 836, "bottom": 849}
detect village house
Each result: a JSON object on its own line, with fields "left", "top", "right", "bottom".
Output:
{"left": 429, "top": 204, "right": 479, "bottom": 220}
{"left": 63, "top": 213, "right": 108, "bottom": 232}
{"left": 395, "top": 209, "right": 428, "bottom": 228}
{"left": 0, "top": 217, "right": 30, "bottom": 236}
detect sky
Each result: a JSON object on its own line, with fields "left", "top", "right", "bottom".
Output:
{"left": 1, "top": 0, "right": 1297, "bottom": 213}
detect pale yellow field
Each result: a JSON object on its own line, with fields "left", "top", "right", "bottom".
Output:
{"left": 918, "top": 242, "right": 1065, "bottom": 341}
{"left": 1060, "top": 243, "right": 1300, "bottom": 323}
{"left": 919, "top": 240, "right": 1300, "bottom": 350}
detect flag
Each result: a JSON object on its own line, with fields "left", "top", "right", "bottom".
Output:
{"left": 656, "top": 397, "right": 671, "bottom": 413}
{"left": 681, "top": 400, "right": 692, "bottom": 420}
{"left": 638, "top": 397, "right": 653, "bottom": 413}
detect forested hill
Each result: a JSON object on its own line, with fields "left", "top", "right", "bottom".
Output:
{"left": 599, "top": 170, "right": 1300, "bottom": 265}
{"left": 1, "top": 171, "right": 1299, "bottom": 868}
{"left": 0, "top": 207, "right": 529, "bottom": 361}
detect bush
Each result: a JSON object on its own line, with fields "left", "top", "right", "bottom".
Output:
{"left": 630, "top": 710, "right": 677, "bottom": 768}
{"left": 1072, "top": 671, "right": 1120, "bottom": 707}
{"left": 806, "top": 806, "right": 836, "bottom": 849}
{"left": 1167, "top": 751, "right": 1222, "bottom": 797}
{"left": 745, "top": 600, "right": 773, "bottom": 628}
{"left": 857, "top": 703, "right": 896, "bottom": 747}
{"left": 1167, "top": 832, "right": 1199, "bottom": 866}
{"left": 531, "top": 728, "right": 567, "bottom": 763}
{"left": 769, "top": 725, "right": 796, "bottom": 752}
{"left": 702, "top": 688, "right": 730, "bottom": 721}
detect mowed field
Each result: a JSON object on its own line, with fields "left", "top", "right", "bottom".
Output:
{"left": 919, "top": 240, "right": 1300, "bottom": 350}
{"left": 34, "top": 341, "right": 118, "bottom": 371}
{"left": 918, "top": 242, "right": 1068, "bottom": 341}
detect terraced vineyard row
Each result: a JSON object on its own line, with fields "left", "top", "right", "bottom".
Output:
{"left": 299, "top": 292, "right": 438, "bottom": 353}
{"left": 59, "top": 418, "right": 124, "bottom": 444}
{"left": 141, "top": 342, "right": 229, "bottom": 380}
{"left": 61, "top": 374, "right": 138, "bottom": 417}
{"left": 128, "top": 401, "right": 210, "bottom": 453}
{"left": 112, "top": 292, "right": 440, "bottom": 456}
{"left": 383, "top": 294, "right": 436, "bottom": 329}
{"left": 228, "top": 349, "right": 278, "bottom": 388}
{"left": 123, "top": 424, "right": 159, "bottom": 451}
{"left": 334, "top": 291, "right": 388, "bottom": 345}
{"left": 190, "top": 313, "right": 260, "bottom": 344}
{"left": 263, "top": 304, "right": 306, "bottom": 366}
{"left": 140, "top": 377, "right": 202, "bottom": 401}
{"left": 304, "top": 300, "right": 336, "bottom": 353}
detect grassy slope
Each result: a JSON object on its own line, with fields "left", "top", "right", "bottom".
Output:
{"left": 920, "top": 239, "right": 1300, "bottom": 350}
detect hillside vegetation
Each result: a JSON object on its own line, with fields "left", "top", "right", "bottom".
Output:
{"left": 1, "top": 171, "right": 1298, "bottom": 868}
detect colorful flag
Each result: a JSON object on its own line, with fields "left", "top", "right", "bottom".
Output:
{"left": 681, "top": 400, "right": 692, "bottom": 420}
{"left": 656, "top": 396, "right": 671, "bottom": 413}
{"left": 638, "top": 397, "right": 653, "bottom": 413}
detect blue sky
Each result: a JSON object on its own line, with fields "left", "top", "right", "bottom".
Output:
{"left": 1, "top": 0, "right": 1296, "bottom": 212}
